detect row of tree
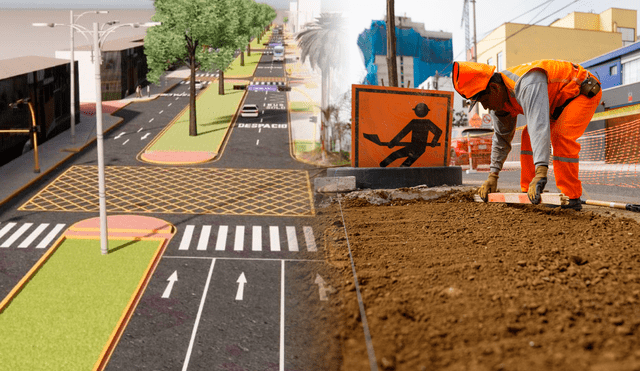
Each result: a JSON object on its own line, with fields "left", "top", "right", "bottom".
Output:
{"left": 144, "top": 0, "right": 276, "bottom": 136}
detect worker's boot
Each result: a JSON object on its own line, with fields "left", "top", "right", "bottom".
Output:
{"left": 560, "top": 198, "right": 582, "bottom": 211}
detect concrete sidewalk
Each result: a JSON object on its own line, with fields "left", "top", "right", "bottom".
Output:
{"left": 0, "top": 74, "right": 183, "bottom": 208}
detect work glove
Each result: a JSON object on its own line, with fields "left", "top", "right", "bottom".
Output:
{"left": 478, "top": 173, "right": 499, "bottom": 202}
{"left": 527, "top": 165, "right": 548, "bottom": 204}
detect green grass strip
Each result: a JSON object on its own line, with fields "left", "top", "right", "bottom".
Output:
{"left": 249, "top": 31, "right": 273, "bottom": 50}
{"left": 290, "top": 101, "right": 315, "bottom": 112}
{"left": 225, "top": 50, "right": 263, "bottom": 78}
{"left": 0, "top": 239, "right": 160, "bottom": 371}
{"left": 147, "top": 82, "right": 245, "bottom": 152}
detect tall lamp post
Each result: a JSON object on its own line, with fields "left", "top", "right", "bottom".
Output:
{"left": 34, "top": 11, "right": 112, "bottom": 144}
{"left": 33, "top": 20, "right": 161, "bottom": 255}
{"left": 70, "top": 11, "right": 108, "bottom": 144}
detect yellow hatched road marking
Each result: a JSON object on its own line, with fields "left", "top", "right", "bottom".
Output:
{"left": 19, "top": 165, "right": 315, "bottom": 217}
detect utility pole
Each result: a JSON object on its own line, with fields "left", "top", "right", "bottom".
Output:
{"left": 472, "top": 0, "right": 477, "bottom": 63}
{"left": 386, "top": 0, "right": 398, "bottom": 87}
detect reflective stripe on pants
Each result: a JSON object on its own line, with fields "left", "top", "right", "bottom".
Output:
{"left": 519, "top": 89, "right": 602, "bottom": 199}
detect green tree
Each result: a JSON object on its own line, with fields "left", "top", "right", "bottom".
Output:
{"left": 247, "top": 1, "right": 262, "bottom": 57}
{"left": 145, "top": 0, "right": 237, "bottom": 136}
{"left": 236, "top": 0, "right": 253, "bottom": 67}
{"left": 296, "top": 13, "right": 348, "bottom": 157}
{"left": 208, "top": 0, "right": 240, "bottom": 95}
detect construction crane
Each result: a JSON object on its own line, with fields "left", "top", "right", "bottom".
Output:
{"left": 460, "top": 0, "right": 477, "bottom": 62}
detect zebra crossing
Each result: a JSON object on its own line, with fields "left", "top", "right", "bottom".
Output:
{"left": 179, "top": 80, "right": 213, "bottom": 85}
{"left": 176, "top": 224, "right": 318, "bottom": 253}
{"left": 0, "top": 222, "right": 66, "bottom": 249}
{"left": 196, "top": 72, "right": 220, "bottom": 78}
{"left": 249, "top": 81, "right": 285, "bottom": 86}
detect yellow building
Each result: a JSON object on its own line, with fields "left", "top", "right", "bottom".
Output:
{"left": 476, "top": 8, "right": 637, "bottom": 71}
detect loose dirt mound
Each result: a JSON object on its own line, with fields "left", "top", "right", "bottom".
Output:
{"left": 318, "top": 189, "right": 640, "bottom": 371}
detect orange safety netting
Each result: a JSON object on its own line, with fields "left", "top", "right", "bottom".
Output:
{"left": 465, "top": 118, "right": 640, "bottom": 189}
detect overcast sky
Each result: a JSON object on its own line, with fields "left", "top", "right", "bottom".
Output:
{"left": 3, "top": 0, "right": 640, "bottom": 90}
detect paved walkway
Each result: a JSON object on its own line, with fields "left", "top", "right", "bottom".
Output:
{"left": 0, "top": 73, "right": 183, "bottom": 207}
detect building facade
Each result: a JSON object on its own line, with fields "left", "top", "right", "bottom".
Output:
{"left": 55, "top": 36, "right": 148, "bottom": 102}
{"left": 0, "top": 56, "right": 79, "bottom": 167}
{"left": 289, "top": 0, "right": 321, "bottom": 33}
{"left": 357, "top": 16, "right": 453, "bottom": 88}
{"left": 476, "top": 8, "right": 636, "bottom": 71}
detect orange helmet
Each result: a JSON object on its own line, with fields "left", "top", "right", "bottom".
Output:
{"left": 453, "top": 61, "right": 496, "bottom": 112}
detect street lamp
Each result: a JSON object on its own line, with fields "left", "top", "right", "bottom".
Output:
{"left": 34, "top": 10, "right": 109, "bottom": 145}
{"left": 32, "top": 20, "right": 161, "bottom": 255}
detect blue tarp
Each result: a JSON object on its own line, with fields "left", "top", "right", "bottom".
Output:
{"left": 357, "top": 20, "right": 453, "bottom": 86}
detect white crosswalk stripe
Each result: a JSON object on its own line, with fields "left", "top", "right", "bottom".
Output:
{"left": 0, "top": 222, "right": 66, "bottom": 249}
{"left": 174, "top": 225, "right": 318, "bottom": 252}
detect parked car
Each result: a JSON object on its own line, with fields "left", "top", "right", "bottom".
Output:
{"left": 240, "top": 104, "right": 259, "bottom": 118}
{"left": 195, "top": 81, "right": 204, "bottom": 90}
{"left": 450, "top": 127, "right": 493, "bottom": 169}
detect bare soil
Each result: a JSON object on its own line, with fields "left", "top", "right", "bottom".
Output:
{"left": 315, "top": 188, "right": 640, "bottom": 371}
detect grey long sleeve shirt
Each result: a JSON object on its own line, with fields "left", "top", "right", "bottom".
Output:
{"left": 489, "top": 70, "right": 550, "bottom": 174}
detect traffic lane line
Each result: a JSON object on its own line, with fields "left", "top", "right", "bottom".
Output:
{"left": 184, "top": 259, "right": 281, "bottom": 370}
{"left": 104, "top": 257, "right": 212, "bottom": 371}
{"left": 283, "top": 260, "right": 342, "bottom": 369}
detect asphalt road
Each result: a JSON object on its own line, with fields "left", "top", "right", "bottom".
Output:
{"left": 0, "top": 31, "right": 339, "bottom": 371}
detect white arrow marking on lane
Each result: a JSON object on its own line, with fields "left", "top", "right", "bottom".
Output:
{"left": 162, "top": 271, "right": 178, "bottom": 298}
{"left": 315, "top": 274, "right": 336, "bottom": 301}
{"left": 122, "top": 139, "right": 130, "bottom": 145}
{"left": 141, "top": 133, "right": 151, "bottom": 140}
{"left": 235, "top": 272, "right": 247, "bottom": 300}
{"left": 114, "top": 132, "right": 125, "bottom": 140}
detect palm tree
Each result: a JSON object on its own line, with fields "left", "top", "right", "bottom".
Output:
{"left": 296, "top": 13, "right": 348, "bottom": 159}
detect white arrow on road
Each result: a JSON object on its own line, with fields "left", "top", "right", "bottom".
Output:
{"left": 162, "top": 271, "right": 178, "bottom": 298}
{"left": 235, "top": 272, "right": 247, "bottom": 300}
{"left": 315, "top": 274, "right": 336, "bottom": 301}
{"left": 114, "top": 132, "right": 125, "bottom": 140}
{"left": 141, "top": 133, "right": 151, "bottom": 140}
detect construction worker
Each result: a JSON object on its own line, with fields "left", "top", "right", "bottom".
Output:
{"left": 452, "top": 60, "right": 602, "bottom": 210}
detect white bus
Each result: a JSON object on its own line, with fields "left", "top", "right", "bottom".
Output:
{"left": 273, "top": 45, "right": 285, "bottom": 62}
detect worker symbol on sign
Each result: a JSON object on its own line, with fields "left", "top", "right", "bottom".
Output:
{"left": 363, "top": 103, "right": 442, "bottom": 167}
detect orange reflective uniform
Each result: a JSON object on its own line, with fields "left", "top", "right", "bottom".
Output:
{"left": 497, "top": 60, "right": 601, "bottom": 199}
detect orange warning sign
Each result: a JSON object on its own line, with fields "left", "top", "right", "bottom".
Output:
{"left": 469, "top": 113, "right": 482, "bottom": 127}
{"left": 351, "top": 85, "right": 453, "bottom": 168}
